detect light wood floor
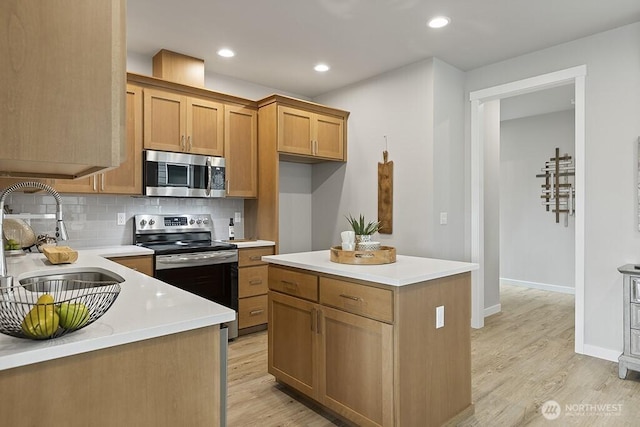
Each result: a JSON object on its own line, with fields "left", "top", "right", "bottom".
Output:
{"left": 227, "top": 285, "right": 640, "bottom": 426}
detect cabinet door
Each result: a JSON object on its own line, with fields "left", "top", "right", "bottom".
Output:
{"left": 53, "top": 84, "right": 143, "bottom": 195}
{"left": 143, "top": 88, "right": 186, "bottom": 152}
{"left": 186, "top": 97, "right": 224, "bottom": 156}
{"left": 225, "top": 106, "right": 257, "bottom": 197}
{"left": 102, "top": 84, "right": 143, "bottom": 194}
{"left": 320, "top": 305, "right": 394, "bottom": 427}
{"left": 51, "top": 176, "right": 95, "bottom": 194}
{"left": 277, "top": 106, "right": 313, "bottom": 156}
{"left": 314, "top": 113, "right": 344, "bottom": 160}
{"left": 268, "top": 291, "right": 319, "bottom": 398}
{"left": 0, "top": 0, "right": 125, "bottom": 179}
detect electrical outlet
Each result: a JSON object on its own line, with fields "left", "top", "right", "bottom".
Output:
{"left": 436, "top": 305, "right": 445, "bottom": 328}
{"left": 117, "top": 212, "right": 126, "bottom": 226}
{"left": 234, "top": 212, "right": 242, "bottom": 223}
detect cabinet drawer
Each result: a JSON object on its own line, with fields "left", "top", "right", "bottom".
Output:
{"left": 320, "top": 277, "right": 393, "bottom": 323}
{"left": 632, "top": 329, "right": 640, "bottom": 356}
{"left": 239, "top": 247, "right": 275, "bottom": 267}
{"left": 108, "top": 255, "right": 153, "bottom": 277}
{"left": 239, "top": 295, "right": 268, "bottom": 329}
{"left": 239, "top": 265, "right": 269, "bottom": 298}
{"left": 631, "top": 303, "right": 640, "bottom": 329}
{"left": 269, "top": 266, "right": 318, "bottom": 301}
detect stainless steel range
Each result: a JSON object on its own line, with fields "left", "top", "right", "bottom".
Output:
{"left": 134, "top": 213, "right": 238, "bottom": 339}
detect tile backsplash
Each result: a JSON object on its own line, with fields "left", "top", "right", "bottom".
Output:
{"left": 4, "top": 194, "right": 244, "bottom": 249}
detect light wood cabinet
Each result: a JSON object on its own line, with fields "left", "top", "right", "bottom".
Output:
{"left": 143, "top": 87, "right": 224, "bottom": 156}
{"left": 0, "top": 0, "right": 126, "bottom": 179}
{"left": 268, "top": 265, "right": 473, "bottom": 427}
{"left": 238, "top": 246, "right": 275, "bottom": 332}
{"left": 51, "top": 84, "right": 143, "bottom": 195}
{"left": 225, "top": 105, "right": 258, "bottom": 197}
{"left": 244, "top": 95, "right": 349, "bottom": 250}
{"left": 278, "top": 106, "right": 345, "bottom": 160}
{"left": 108, "top": 255, "right": 154, "bottom": 277}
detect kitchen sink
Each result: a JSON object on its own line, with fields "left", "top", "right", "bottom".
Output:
{"left": 19, "top": 268, "right": 125, "bottom": 292}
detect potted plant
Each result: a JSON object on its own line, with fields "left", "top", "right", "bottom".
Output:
{"left": 346, "top": 214, "right": 380, "bottom": 248}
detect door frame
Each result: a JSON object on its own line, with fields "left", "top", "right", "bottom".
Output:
{"left": 469, "top": 65, "right": 586, "bottom": 354}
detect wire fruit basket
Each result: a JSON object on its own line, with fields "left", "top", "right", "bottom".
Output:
{"left": 0, "top": 279, "right": 121, "bottom": 340}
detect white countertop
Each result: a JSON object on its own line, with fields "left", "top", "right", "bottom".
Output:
{"left": 0, "top": 246, "right": 235, "bottom": 371}
{"left": 262, "top": 250, "right": 478, "bottom": 286}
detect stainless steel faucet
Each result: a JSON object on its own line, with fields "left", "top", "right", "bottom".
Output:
{"left": 0, "top": 182, "right": 69, "bottom": 281}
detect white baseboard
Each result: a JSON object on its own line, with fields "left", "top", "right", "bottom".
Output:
{"left": 484, "top": 303, "right": 501, "bottom": 318}
{"left": 500, "top": 278, "right": 575, "bottom": 295}
{"left": 581, "top": 344, "right": 621, "bottom": 363}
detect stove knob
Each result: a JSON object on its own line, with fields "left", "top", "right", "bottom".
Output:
{"left": 196, "top": 218, "right": 203, "bottom": 225}
{"left": 189, "top": 218, "right": 195, "bottom": 225}
{"left": 202, "top": 217, "right": 209, "bottom": 224}
{"left": 139, "top": 220, "right": 147, "bottom": 227}
{"left": 149, "top": 219, "right": 155, "bottom": 226}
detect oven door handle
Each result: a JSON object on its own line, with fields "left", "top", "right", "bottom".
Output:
{"left": 157, "top": 252, "right": 237, "bottom": 264}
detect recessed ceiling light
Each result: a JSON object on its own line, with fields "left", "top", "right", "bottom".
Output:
{"left": 314, "top": 63, "right": 330, "bottom": 72}
{"left": 428, "top": 16, "right": 450, "bottom": 29}
{"left": 217, "top": 48, "right": 235, "bottom": 58}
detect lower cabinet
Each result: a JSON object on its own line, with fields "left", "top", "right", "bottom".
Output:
{"left": 107, "top": 255, "right": 154, "bottom": 277}
{"left": 237, "top": 246, "right": 275, "bottom": 332}
{"left": 268, "top": 265, "right": 472, "bottom": 427}
{"left": 268, "top": 268, "right": 394, "bottom": 427}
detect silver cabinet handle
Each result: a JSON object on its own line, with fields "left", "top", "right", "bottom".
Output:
{"left": 187, "top": 135, "right": 192, "bottom": 151}
{"left": 249, "top": 256, "right": 262, "bottom": 261}
{"left": 181, "top": 135, "right": 186, "bottom": 150}
{"left": 101, "top": 174, "right": 105, "bottom": 191}
{"left": 249, "top": 279, "right": 263, "bottom": 285}
{"left": 249, "top": 309, "right": 264, "bottom": 316}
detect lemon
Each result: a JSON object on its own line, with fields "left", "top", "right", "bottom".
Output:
{"left": 21, "top": 294, "right": 59, "bottom": 338}
{"left": 58, "top": 303, "right": 90, "bottom": 329}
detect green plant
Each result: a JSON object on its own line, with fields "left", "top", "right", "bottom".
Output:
{"left": 345, "top": 214, "right": 380, "bottom": 235}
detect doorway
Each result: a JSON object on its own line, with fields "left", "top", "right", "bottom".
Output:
{"left": 469, "top": 65, "right": 586, "bottom": 354}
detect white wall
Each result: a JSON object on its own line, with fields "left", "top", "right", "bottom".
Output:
{"left": 311, "top": 58, "right": 466, "bottom": 259}
{"left": 466, "top": 22, "right": 640, "bottom": 357}
{"left": 483, "top": 100, "right": 501, "bottom": 309}
{"left": 500, "top": 110, "right": 575, "bottom": 291}
{"left": 279, "top": 162, "right": 313, "bottom": 254}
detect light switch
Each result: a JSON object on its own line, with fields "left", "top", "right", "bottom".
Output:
{"left": 439, "top": 212, "right": 448, "bottom": 225}
{"left": 436, "top": 305, "right": 445, "bottom": 328}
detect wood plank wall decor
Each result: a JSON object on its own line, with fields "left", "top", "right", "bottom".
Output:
{"left": 378, "top": 144, "right": 393, "bottom": 234}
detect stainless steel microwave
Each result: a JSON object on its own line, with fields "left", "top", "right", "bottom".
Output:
{"left": 144, "top": 150, "right": 226, "bottom": 198}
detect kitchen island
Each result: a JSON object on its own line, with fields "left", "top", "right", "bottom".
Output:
{"left": 263, "top": 250, "right": 478, "bottom": 427}
{"left": 0, "top": 247, "right": 235, "bottom": 427}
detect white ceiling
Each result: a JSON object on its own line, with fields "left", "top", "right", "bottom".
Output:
{"left": 127, "top": 0, "right": 640, "bottom": 98}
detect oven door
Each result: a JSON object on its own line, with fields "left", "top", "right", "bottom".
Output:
{"left": 154, "top": 252, "right": 238, "bottom": 338}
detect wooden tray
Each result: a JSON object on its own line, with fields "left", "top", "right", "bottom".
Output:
{"left": 42, "top": 246, "right": 78, "bottom": 264}
{"left": 330, "top": 246, "right": 396, "bottom": 265}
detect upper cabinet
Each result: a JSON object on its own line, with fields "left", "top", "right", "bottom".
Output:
{"left": 259, "top": 95, "right": 349, "bottom": 163}
{"left": 52, "top": 84, "right": 143, "bottom": 195}
{"left": 278, "top": 106, "right": 345, "bottom": 161}
{"left": 143, "top": 88, "right": 224, "bottom": 156}
{"left": 225, "top": 105, "right": 258, "bottom": 198}
{"left": 0, "top": 0, "right": 126, "bottom": 179}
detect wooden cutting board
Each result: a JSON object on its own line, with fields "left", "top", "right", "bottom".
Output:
{"left": 42, "top": 246, "right": 78, "bottom": 264}
{"left": 378, "top": 151, "right": 393, "bottom": 234}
